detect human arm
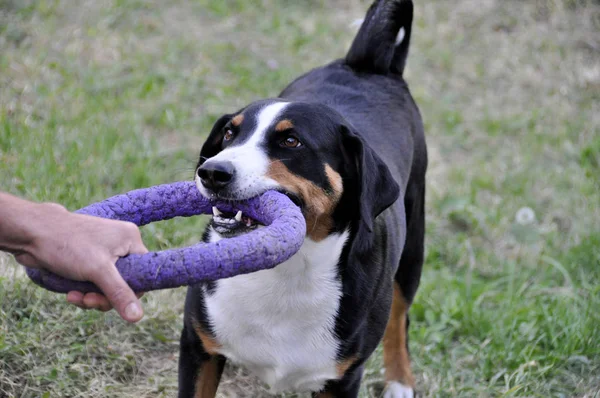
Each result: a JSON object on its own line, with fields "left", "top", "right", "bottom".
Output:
{"left": 0, "top": 192, "right": 148, "bottom": 322}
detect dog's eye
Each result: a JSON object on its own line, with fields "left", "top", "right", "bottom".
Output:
{"left": 280, "top": 136, "right": 302, "bottom": 148}
{"left": 223, "top": 129, "right": 234, "bottom": 142}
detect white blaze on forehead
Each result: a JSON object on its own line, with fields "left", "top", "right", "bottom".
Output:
{"left": 197, "top": 101, "right": 289, "bottom": 200}
{"left": 245, "top": 101, "right": 289, "bottom": 147}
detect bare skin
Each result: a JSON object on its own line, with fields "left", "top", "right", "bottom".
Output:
{"left": 0, "top": 192, "right": 148, "bottom": 322}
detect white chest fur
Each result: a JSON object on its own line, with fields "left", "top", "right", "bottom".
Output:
{"left": 204, "top": 229, "right": 349, "bottom": 393}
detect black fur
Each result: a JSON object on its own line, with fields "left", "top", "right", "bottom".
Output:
{"left": 345, "top": 0, "right": 413, "bottom": 75}
{"left": 179, "top": 0, "right": 426, "bottom": 396}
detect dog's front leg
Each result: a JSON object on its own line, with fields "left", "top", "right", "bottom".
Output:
{"left": 178, "top": 323, "right": 226, "bottom": 398}
{"left": 312, "top": 364, "right": 364, "bottom": 398}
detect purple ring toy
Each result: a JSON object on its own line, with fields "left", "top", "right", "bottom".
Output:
{"left": 25, "top": 181, "right": 306, "bottom": 294}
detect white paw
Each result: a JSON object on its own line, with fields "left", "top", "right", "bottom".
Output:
{"left": 383, "top": 381, "right": 414, "bottom": 398}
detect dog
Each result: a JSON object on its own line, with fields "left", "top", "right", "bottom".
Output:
{"left": 178, "top": 0, "right": 427, "bottom": 397}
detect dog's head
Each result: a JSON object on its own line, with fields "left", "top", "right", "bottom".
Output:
{"left": 196, "top": 99, "right": 399, "bottom": 245}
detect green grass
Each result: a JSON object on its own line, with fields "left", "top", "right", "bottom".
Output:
{"left": 1, "top": 0, "right": 599, "bottom": 397}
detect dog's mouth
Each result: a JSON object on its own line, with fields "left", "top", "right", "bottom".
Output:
{"left": 210, "top": 190, "right": 302, "bottom": 238}
{"left": 211, "top": 207, "right": 261, "bottom": 237}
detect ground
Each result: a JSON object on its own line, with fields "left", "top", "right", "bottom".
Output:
{"left": 0, "top": 0, "right": 599, "bottom": 397}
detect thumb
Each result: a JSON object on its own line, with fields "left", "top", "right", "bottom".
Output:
{"left": 92, "top": 263, "right": 144, "bottom": 322}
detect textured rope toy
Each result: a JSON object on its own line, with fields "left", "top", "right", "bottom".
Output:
{"left": 25, "top": 181, "right": 306, "bottom": 294}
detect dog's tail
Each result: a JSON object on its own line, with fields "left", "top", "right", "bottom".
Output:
{"left": 345, "top": 0, "right": 413, "bottom": 76}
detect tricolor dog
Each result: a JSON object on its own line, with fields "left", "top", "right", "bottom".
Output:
{"left": 179, "top": 0, "right": 427, "bottom": 397}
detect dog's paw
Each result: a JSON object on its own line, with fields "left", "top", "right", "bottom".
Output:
{"left": 383, "top": 381, "right": 414, "bottom": 398}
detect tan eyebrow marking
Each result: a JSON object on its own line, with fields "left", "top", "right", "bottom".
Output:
{"left": 231, "top": 114, "right": 244, "bottom": 126}
{"left": 275, "top": 119, "right": 294, "bottom": 132}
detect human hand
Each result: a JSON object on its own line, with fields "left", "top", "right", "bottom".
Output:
{"left": 13, "top": 203, "right": 148, "bottom": 322}
{"left": 65, "top": 290, "right": 145, "bottom": 316}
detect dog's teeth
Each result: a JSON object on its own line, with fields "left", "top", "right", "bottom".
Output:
{"left": 246, "top": 219, "right": 252, "bottom": 227}
{"left": 235, "top": 210, "right": 243, "bottom": 222}
{"left": 212, "top": 206, "right": 222, "bottom": 217}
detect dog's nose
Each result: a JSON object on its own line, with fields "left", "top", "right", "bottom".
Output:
{"left": 198, "top": 160, "right": 235, "bottom": 191}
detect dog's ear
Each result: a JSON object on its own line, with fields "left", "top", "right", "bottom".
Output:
{"left": 198, "top": 114, "right": 233, "bottom": 167}
{"left": 340, "top": 124, "right": 401, "bottom": 254}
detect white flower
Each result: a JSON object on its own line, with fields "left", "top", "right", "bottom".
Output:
{"left": 515, "top": 207, "right": 536, "bottom": 225}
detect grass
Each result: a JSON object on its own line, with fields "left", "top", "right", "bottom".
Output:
{"left": 1, "top": 0, "right": 599, "bottom": 396}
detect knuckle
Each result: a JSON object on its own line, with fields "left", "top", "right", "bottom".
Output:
{"left": 122, "top": 222, "right": 141, "bottom": 238}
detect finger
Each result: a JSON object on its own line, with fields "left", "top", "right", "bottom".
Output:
{"left": 82, "top": 293, "right": 112, "bottom": 312}
{"left": 69, "top": 294, "right": 106, "bottom": 311}
{"left": 13, "top": 253, "right": 39, "bottom": 268}
{"left": 82, "top": 292, "right": 104, "bottom": 308}
{"left": 91, "top": 263, "right": 143, "bottom": 322}
{"left": 82, "top": 294, "right": 101, "bottom": 310}
{"left": 66, "top": 292, "right": 87, "bottom": 309}
{"left": 67, "top": 291, "right": 84, "bottom": 303}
